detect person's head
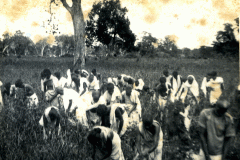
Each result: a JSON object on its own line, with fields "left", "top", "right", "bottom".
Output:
{"left": 142, "top": 113, "right": 153, "bottom": 130}
{"left": 187, "top": 76, "right": 194, "bottom": 84}
{"left": 42, "top": 69, "right": 51, "bottom": 79}
{"left": 107, "top": 83, "right": 114, "bottom": 95}
{"left": 117, "top": 75, "right": 122, "bottom": 80}
{"left": 163, "top": 70, "right": 169, "bottom": 77}
{"left": 215, "top": 99, "right": 230, "bottom": 117}
{"left": 128, "top": 78, "right": 134, "bottom": 86}
{"left": 206, "top": 72, "right": 212, "bottom": 81}
{"left": 15, "top": 79, "right": 24, "bottom": 88}
{"left": 92, "top": 90, "right": 101, "bottom": 103}
{"left": 81, "top": 70, "right": 89, "bottom": 78}
{"left": 126, "top": 86, "right": 132, "bottom": 96}
{"left": 96, "top": 104, "right": 108, "bottom": 116}
{"left": 87, "top": 128, "right": 102, "bottom": 145}
{"left": 172, "top": 71, "right": 178, "bottom": 79}
{"left": 54, "top": 72, "right": 61, "bottom": 80}
{"left": 88, "top": 74, "right": 94, "bottom": 83}
{"left": 91, "top": 69, "right": 97, "bottom": 76}
{"left": 211, "top": 71, "right": 217, "bottom": 80}
{"left": 74, "top": 69, "right": 80, "bottom": 75}
{"left": 159, "top": 77, "right": 166, "bottom": 84}
{"left": 135, "top": 80, "right": 139, "bottom": 87}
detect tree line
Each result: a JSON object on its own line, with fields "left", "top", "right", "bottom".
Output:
{"left": 0, "top": 0, "right": 238, "bottom": 60}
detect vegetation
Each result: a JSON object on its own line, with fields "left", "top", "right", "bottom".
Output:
{"left": 0, "top": 56, "right": 239, "bottom": 159}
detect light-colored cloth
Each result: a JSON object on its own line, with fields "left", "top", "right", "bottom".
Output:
{"left": 190, "top": 149, "right": 222, "bottom": 160}
{"left": 0, "top": 81, "right": 3, "bottom": 112}
{"left": 39, "top": 106, "right": 59, "bottom": 127}
{"left": 45, "top": 90, "right": 60, "bottom": 107}
{"left": 81, "top": 91, "right": 105, "bottom": 125}
{"left": 171, "top": 75, "right": 182, "bottom": 96}
{"left": 79, "top": 77, "right": 89, "bottom": 96}
{"left": 206, "top": 77, "right": 224, "bottom": 105}
{"left": 201, "top": 77, "right": 208, "bottom": 98}
{"left": 26, "top": 92, "right": 39, "bottom": 107}
{"left": 135, "top": 120, "right": 163, "bottom": 160}
{"left": 89, "top": 76, "right": 100, "bottom": 90}
{"left": 165, "top": 75, "right": 172, "bottom": 87}
{"left": 133, "top": 79, "right": 145, "bottom": 91}
{"left": 178, "top": 75, "right": 199, "bottom": 104}
{"left": 108, "top": 77, "right": 119, "bottom": 86}
{"left": 103, "top": 86, "right": 122, "bottom": 105}
{"left": 62, "top": 88, "right": 81, "bottom": 112}
{"left": 93, "top": 126, "right": 125, "bottom": 160}
{"left": 122, "top": 90, "right": 142, "bottom": 124}
{"left": 110, "top": 103, "right": 129, "bottom": 136}
{"left": 198, "top": 108, "right": 235, "bottom": 155}
{"left": 58, "top": 77, "right": 68, "bottom": 88}
{"left": 41, "top": 75, "right": 59, "bottom": 92}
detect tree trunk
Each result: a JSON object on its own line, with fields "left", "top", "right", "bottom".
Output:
{"left": 60, "top": 0, "right": 85, "bottom": 68}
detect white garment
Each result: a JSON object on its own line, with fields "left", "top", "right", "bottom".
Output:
{"left": 206, "top": 77, "right": 224, "bottom": 105}
{"left": 26, "top": 93, "right": 39, "bottom": 107}
{"left": 190, "top": 149, "right": 222, "bottom": 160}
{"left": 79, "top": 77, "right": 89, "bottom": 96}
{"left": 178, "top": 75, "right": 199, "bottom": 104}
{"left": 201, "top": 77, "right": 208, "bottom": 98}
{"left": 41, "top": 75, "right": 59, "bottom": 92}
{"left": 62, "top": 88, "right": 80, "bottom": 112}
{"left": 171, "top": 75, "right": 182, "bottom": 96}
{"left": 133, "top": 79, "right": 145, "bottom": 91}
{"left": 110, "top": 103, "right": 129, "bottom": 136}
{"left": 39, "top": 106, "right": 60, "bottom": 127}
{"left": 103, "top": 86, "right": 122, "bottom": 105}
{"left": 0, "top": 81, "right": 3, "bottom": 112}
{"left": 89, "top": 76, "right": 100, "bottom": 90}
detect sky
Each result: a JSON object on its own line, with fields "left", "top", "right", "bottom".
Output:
{"left": 0, "top": 0, "right": 239, "bottom": 49}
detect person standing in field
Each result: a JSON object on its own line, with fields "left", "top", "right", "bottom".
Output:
{"left": 163, "top": 70, "right": 172, "bottom": 86}
{"left": 134, "top": 113, "right": 163, "bottom": 160}
{"left": 206, "top": 71, "right": 224, "bottom": 105}
{"left": 198, "top": 99, "right": 235, "bottom": 160}
{"left": 121, "top": 86, "right": 142, "bottom": 125}
{"left": 201, "top": 73, "right": 212, "bottom": 100}
{"left": 170, "top": 71, "right": 182, "bottom": 102}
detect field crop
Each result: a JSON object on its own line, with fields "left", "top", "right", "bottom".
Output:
{"left": 0, "top": 56, "right": 239, "bottom": 160}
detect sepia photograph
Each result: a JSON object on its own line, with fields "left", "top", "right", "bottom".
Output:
{"left": 0, "top": 0, "right": 239, "bottom": 159}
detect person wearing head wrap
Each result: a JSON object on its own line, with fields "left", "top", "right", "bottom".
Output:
{"left": 178, "top": 75, "right": 200, "bottom": 105}
{"left": 41, "top": 69, "right": 59, "bottom": 93}
{"left": 79, "top": 69, "right": 90, "bottom": 96}
{"left": 121, "top": 86, "right": 142, "bottom": 125}
{"left": 103, "top": 83, "right": 122, "bottom": 106}
{"left": 206, "top": 71, "right": 224, "bottom": 105}
{"left": 88, "top": 126, "right": 125, "bottom": 160}
{"left": 133, "top": 78, "right": 145, "bottom": 94}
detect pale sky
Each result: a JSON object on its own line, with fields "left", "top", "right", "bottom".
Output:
{"left": 0, "top": 0, "right": 239, "bottom": 49}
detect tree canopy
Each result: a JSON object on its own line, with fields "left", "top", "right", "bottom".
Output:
{"left": 86, "top": 0, "right": 136, "bottom": 51}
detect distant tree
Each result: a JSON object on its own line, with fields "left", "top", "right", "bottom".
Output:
{"left": 162, "top": 36, "right": 177, "bottom": 53}
{"left": 212, "top": 21, "right": 239, "bottom": 58}
{"left": 36, "top": 38, "right": 48, "bottom": 56}
{"left": 234, "top": 17, "right": 239, "bottom": 33}
{"left": 137, "top": 32, "right": 157, "bottom": 55}
{"left": 86, "top": 0, "right": 136, "bottom": 51}
{"left": 182, "top": 47, "right": 191, "bottom": 57}
{"left": 55, "top": 35, "right": 75, "bottom": 56}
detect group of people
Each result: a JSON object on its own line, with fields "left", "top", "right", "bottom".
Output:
{"left": 0, "top": 67, "right": 237, "bottom": 160}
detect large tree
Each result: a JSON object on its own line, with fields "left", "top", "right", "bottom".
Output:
{"left": 212, "top": 22, "right": 239, "bottom": 57}
{"left": 86, "top": 0, "right": 135, "bottom": 51}
{"left": 51, "top": 0, "right": 86, "bottom": 67}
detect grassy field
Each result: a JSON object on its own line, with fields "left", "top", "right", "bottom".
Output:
{"left": 0, "top": 56, "right": 239, "bottom": 160}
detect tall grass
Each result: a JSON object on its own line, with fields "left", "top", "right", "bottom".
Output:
{"left": 0, "top": 56, "right": 239, "bottom": 159}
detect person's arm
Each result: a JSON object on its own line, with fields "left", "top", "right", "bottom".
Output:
{"left": 222, "top": 137, "right": 233, "bottom": 160}
{"left": 136, "top": 128, "right": 142, "bottom": 155}
{"left": 145, "top": 125, "right": 160, "bottom": 154}
{"left": 199, "top": 126, "right": 211, "bottom": 160}
{"left": 115, "top": 108, "right": 123, "bottom": 135}
{"left": 80, "top": 82, "right": 87, "bottom": 96}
